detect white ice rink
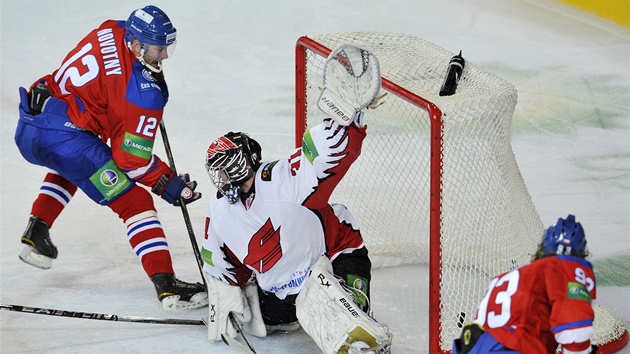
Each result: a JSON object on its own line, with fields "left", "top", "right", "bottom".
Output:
{"left": 1, "top": 1, "right": 628, "bottom": 353}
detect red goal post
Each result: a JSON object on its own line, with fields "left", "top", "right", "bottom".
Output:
{"left": 295, "top": 34, "right": 447, "bottom": 353}
{"left": 295, "top": 32, "right": 628, "bottom": 354}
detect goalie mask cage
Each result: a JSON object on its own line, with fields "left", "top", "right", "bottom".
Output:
{"left": 295, "top": 32, "right": 629, "bottom": 354}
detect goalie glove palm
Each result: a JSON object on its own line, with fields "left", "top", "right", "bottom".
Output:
{"left": 317, "top": 43, "right": 381, "bottom": 127}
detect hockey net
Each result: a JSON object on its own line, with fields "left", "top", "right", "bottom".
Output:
{"left": 295, "top": 32, "right": 628, "bottom": 354}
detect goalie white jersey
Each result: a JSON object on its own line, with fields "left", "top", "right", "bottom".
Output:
{"left": 202, "top": 118, "right": 367, "bottom": 300}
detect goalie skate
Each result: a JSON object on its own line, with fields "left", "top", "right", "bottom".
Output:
{"left": 317, "top": 43, "right": 381, "bottom": 127}
{"left": 296, "top": 256, "right": 392, "bottom": 354}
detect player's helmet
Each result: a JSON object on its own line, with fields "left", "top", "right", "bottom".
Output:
{"left": 124, "top": 6, "right": 176, "bottom": 73}
{"left": 124, "top": 5, "right": 177, "bottom": 47}
{"left": 542, "top": 214, "right": 587, "bottom": 257}
{"left": 205, "top": 132, "right": 262, "bottom": 204}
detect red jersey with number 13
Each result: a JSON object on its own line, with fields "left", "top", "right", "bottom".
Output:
{"left": 474, "top": 255, "right": 596, "bottom": 353}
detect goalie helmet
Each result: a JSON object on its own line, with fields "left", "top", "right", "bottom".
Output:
{"left": 542, "top": 214, "right": 587, "bottom": 257}
{"left": 205, "top": 132, "right": 262, "bottom": 204}
{"left": 124, "top": 5, "right": 177, "bottom": 73}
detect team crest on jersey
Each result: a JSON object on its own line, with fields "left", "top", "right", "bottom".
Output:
{"left": 243, "top": 218, "right": 283, "bottom": 273}
{"left": 139, "top": 69, "right": 161, "bottom": 91}
{"left": 142, "top": 69, "right": 155, "bottom": 82}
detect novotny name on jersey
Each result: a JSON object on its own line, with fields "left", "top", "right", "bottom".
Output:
{"left": 96, "top": 28, "right": 122, "bottom": 76}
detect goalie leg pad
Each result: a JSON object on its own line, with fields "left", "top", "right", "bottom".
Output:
{"left": 296, "top": 256, "right": 392, "bottom": 354}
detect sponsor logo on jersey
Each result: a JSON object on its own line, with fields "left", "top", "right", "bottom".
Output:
{"left": 567, "top": 282, "right": 591, "bottom": 303}
{"left": 100, "top": 170, "right": 119, "bottom": 187}
{"left": 201, "top": 247, "right": 214, "bottom": 267}
{"left": 122, "top": 132, "right": 153, "bottom": 159}
{"left": 90, "top": 160, "right": 131, "bottom": 201}
{"left": 348, "top": 275, "right": 369, "bottom": 310}
{"left": 269, "top": 269, "right": 309, "bottom": 293}
{"left": 142, "top": 69, "right": 155, "bottom": 82}
{"left": 261, "top": 160, "right": 278, "bottom": 181}
{"left": 301, "top": 130, "right": 319, "bottom": 165}
{"left": 139, "top": 70, "right": 161, "bottom": 91}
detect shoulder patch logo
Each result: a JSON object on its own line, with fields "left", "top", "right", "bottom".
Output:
{"left": 567, "top": 281, "right": 591, "bottom": 303}
{"left": 261, "top": 160, "right": 279, "bottom": 181}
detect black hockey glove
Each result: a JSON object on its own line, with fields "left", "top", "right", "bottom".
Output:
{"left": 29, "top": 83, "right": 52, "bottom": 115}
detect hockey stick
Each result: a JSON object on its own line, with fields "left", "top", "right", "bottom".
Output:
{"left": 0, "top": 303, "right": 205, "bottom": 326}
{"left": 228, "top": 313, "right": 257, "bottom": 354}
{"left": 159, "top": 121, "right": 257, "bottom": 354}
{"left": 221, "top": 333, "right": 256, "bottom": 354}
{"left": 158, "top": 120, "right": 206, "bottom": 288}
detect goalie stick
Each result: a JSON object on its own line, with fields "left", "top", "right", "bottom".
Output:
{"left": 202, "top": 313, "right": 258, "bottom": 354}
{"left": 221, "top": 334, "right": 256, "bottom": 354}
{"left": 0, "top": 303, "right": 205, "bottom": 325}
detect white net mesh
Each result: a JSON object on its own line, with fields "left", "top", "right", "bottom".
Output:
{"left": 297, "top": 32, "right": 627, "bottom": 353}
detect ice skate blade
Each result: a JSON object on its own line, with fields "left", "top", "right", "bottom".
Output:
{"left": 19, "top": 245, "right": 53, "bottom": 270}
{"left": 161, "top": 292, "right": 209, "bottom": 312}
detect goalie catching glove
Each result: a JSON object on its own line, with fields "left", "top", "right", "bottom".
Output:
{"left": 205, "top": 275, "right": 266, "bottom": 342}
{"left": 317, "top": 43, "right": 382, "bottom": 127}
{"left": 152, "top": 171, "right": 202, "bottom": 206}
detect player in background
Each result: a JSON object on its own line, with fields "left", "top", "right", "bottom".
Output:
{"left": 14, "top": 5, "right": 207, "bottom": 311}
{"left": 201, "top": 44, "right": 392, "bottom": 353}
{"left": 453, "top": 215, "right": 596, "bottom": 354}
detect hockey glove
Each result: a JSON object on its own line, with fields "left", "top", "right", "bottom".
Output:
{"left": 317, "top": 43, "right": 381, "bottom": 127}
{"left": 29, "top": 83, "right": 52, "bottom": 115}
{"left": 152, "top": 172, "right": 202, "bottom": 206}
{"left": 206, "top": 275, "right": 252, "bottom": 342}
{"left": 242, "top": 280, "right": 267, "bottom": 338}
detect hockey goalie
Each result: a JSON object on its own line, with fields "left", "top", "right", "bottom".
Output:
{"left": 201, "top": 43, "right": 393, "bottom": 353}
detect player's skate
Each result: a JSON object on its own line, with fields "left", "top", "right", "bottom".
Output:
{"left": 296, "top": 256, "right": 392, "bottom": 354}
{"left": 19, "top": 216, "right": 58, "bottom": 270}
{"left": 150, "top": 273, "right": 209, "bottom": 312}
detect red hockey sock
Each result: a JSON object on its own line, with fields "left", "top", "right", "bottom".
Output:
{"left": 108, "top": 186, "right": 174, "bottom": 277}
{"left": 30, "top": 172, "right": 77, "bottom": 227}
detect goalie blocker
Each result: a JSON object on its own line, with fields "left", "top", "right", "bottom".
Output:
{"left": 296, "top": 256, "right": 392, "bottom": 354}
